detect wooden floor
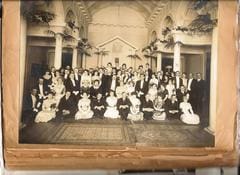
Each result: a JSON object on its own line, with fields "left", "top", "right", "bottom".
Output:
{"left": 19, "top": 117, "right": 214, "bottom": 147}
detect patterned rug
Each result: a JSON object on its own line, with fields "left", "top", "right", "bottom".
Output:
{"left": 49, "top": 123, "right": 135, "bottom": 145}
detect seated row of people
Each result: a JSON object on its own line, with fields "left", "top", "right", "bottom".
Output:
{"left": 33, "top": 90, "right": 199, "bottom": 125}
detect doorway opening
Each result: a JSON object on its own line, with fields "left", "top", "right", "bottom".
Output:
{"left": 62, "top": 52, "right": 73, "bottom": 68}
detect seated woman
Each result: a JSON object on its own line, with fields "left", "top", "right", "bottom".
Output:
{"left": 179, "top": 96, "right": 200, "bottom": 125}
{"left": 104, "top": 90, "right": 120, "bottom": 119}
{"left": 148, "top": 83, "right": 158, "bottom": 102}
{"left": 91, "top": 93, "right": 105, "bottom": 119}
{"left": 152, "top": 95, "right": 166, "bottom": 121}
{"left": 165, "top": 94, "right": 180, "bottom": 119}
{"left": 75, "top": 92, "right": 93, "bottom": 120}
{"left": 117, "top": 92, "right": 131, "bottom": 120}
{"left": 35, "top": 93, "right": 57, "bottom": 123}
{"left": 52, "top": 77, "right": 66, "bottom": 106}
{"left": 127, "top": 92, "right": 143, "bottom": 121}
{"left": 90, "top": 80, "right": 102, "bottom": 99}
{"left": 141, "top": 93, "right": 154, "bottom": 120}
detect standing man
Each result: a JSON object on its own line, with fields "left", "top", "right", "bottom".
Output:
{"left": 195, "top": 73, "right": 205, "bottom": 115}
{"left": 173, "top": 71, "right": 183, "bottom": 90}
{"left": 135, "top": 74, "right": 148, "bottom": 103}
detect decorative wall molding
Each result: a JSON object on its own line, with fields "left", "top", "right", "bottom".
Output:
{"left": 89, "top": 22, "right": 146, "bottom": 29}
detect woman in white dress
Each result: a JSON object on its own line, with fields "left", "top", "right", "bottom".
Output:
{"left": 104, "top": 90, "right": 120, "bottom": 119}
{"left": 75, "top": 92, "right": 93, "bottom": 120}
{"left": 81, "top": 70, "right": 92, "bottom": 88}
{"left": 179, "top": 96, "right": 200, "bottom": 125}
{"left": 149, "top": 74, "right": 159, "bottom": 87}
{"left": 148, "top": 84, "right": 158, "bottom": 102}
{"left": 152, "top": 95, "right": 166, "bottom": 120}
{"left": 116, "top": 81, "right": 127, "bottom": 99}
{"left": 126, "top": 81, "right": 135, "bottom": 97}
{"left": 166, "top": 79, "right": 176, "bottom": 99}
{"left": 35, "top": 93, "right": 57, "bottom": 123}
{"left": 53, "top": 77, "right": 65, "bottom": 106}
{"left": 127, "top": 93, "right": 143, "bottom": 121}
{"left": 51, "top": 71, "right": 61, "bottom": 87}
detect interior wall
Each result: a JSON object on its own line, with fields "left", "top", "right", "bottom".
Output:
{"left": 185, "top": 54, "right": 205, "bottom": 78}
{"left": 24, "top": 46, "right": 50, "bottom": 95}
{"left": 88, "top": 6, "right": 148, "bottom": 68}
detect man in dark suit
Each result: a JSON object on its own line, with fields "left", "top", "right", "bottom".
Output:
{"left": 36, "top": 78, "right": 48, "bottom": 100}
{"left": 135, "top": 74, "right": 148, "bottom": 102}
{"left": 195, "top": 73, "right": 205, "bottom": 115}
{"left": 187, "top": 73, "right": 197, "bottom": 110}
{"left": 101, "top": 69, "right": 112, "bottom": 96}
{"left": 91, "top": 93, "right": 106, "bottom": 119}
{"left": 108, "top": 74, "right": 118, "bottom": 93}
{"left": 65, "top": 73, "right": 80, "bottom": 101}
{"left": 141, "top": 93, "right": 154, "bottom": 120}
{"left": 73, "top": 68, "right": 81, "bottom": 89}
{"left": 22, "top": 88, "right": 41, "bottom": 125}
{"left": 56, "top": 91, "right": 77, "bottom": 121}
{"left": 145, "top": 63, "right": 153, "bottom": 78}
{"left": 176, "top": 85, "right": 187, "bottom": 103}
{"left": 173, "top": 71, "right": 183, "bottom": 90}
{"left": 117, "top": 92, "right": 131, "bottom": 120}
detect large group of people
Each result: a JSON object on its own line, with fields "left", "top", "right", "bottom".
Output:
{"left": 23, "top": 62, "right": 206, "bottom": 126}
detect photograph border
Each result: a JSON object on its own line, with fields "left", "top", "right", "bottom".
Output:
{"left": 2, "top": 0, "right": 238, "bottom": 169}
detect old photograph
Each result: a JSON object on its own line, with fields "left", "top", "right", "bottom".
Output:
{"left": 19, "top": 0, "right": 218, "bottom": 147}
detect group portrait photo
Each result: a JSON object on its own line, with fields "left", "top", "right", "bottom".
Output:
{"left": 19, "top": 0, "right": 218, "bottom": 147}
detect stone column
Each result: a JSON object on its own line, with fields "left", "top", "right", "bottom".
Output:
{"left": 82, "top": 54, "right": 86, "bottom": 68}
{"left": 54, "top": 33, "right": 63, "bottom": 69}
{"left": 156, "top": 52, "right": 162, "bottom": 71}
{"left": 208, "top": 26, "right": 218, "bottom": 133}
{"left": 173, "top": 42, "right": 181, "bottom": 72}
{"left": 72, "top": 47, "right": 78, "bottom": 68}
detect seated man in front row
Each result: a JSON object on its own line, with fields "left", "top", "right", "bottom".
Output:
{"left": 56, "top": 91, "right": 77, "bottom": 121}
{"left": 91, "top": 93, "right": 106, "bottom": 119}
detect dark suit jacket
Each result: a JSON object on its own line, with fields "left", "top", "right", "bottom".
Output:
{"left": 65, "top": 78, "right": 79, "bottom": 92}
{"left": 23, "top": 94, "right": 41, "bottom": 111}
{"left": 173, "top": 77, "right": 183, "bottom": 89}
{"left": 117, "top": 98, "right": 131, "bottom": 111}
{"left": 135, "top": 80, "right": 148, "bottom": 95}
{"left": 90, "top": 86, "right": 102, "bottom": 99}
{"left": 36, "top": 84, "right": 49, "bottom": 97}
{"left": 57, "top": 95, "right": 77, "bottom": 115}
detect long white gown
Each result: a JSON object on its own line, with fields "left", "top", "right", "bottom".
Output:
{"left": 152, "top": 100, "right": 166, "bottom": 121}
{"left": 104, "top": 96, "right": 120, "bottom": 119}
{"left": 75, "top": 98, "right": 94, "bottom": 120}
{"left": 127, "top": 97, "right": 143, "bottom": 121}
{"left": 35, "top": 98, "right": 57, "bottom": 123}
{"left": 179, "top": 102, "right": 200, "bottom": 125}
{"left": 53, "top": 84, "right": 65, "bottom": 106}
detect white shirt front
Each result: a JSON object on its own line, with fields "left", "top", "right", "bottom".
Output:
{"left": 111, "top": 80, "right": 116, "bottom": 91}
{"left": 140, "top": 80, "right": 144, "bottom": 89}
{"left": 74, "top": 74, "right": 79, "bottom": 81}
{"left": 31, "top": 94, "right": 37, "bottom": 108}
{"left": 71, "top": 79, "right": 76, "bottom": 87}
{"left": 176, "top": 77, "right": 180, "bottom": 89}
{"left": 187, "top": 78, "right": 193, "bottom": 91}
{"left": 39, "top": 84, "right": 44, "bottom": 96}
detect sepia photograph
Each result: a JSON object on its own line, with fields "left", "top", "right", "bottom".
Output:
{"left": 19, "top": 0, "right": 219, "bottom": 147}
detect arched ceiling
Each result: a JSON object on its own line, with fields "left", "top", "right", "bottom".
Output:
{"left": 76, "top": 0, "right": 169, "bottom": 24}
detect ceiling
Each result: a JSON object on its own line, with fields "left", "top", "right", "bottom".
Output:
{"left": 77, "top": 0, "right": 168, "bottom": 20}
